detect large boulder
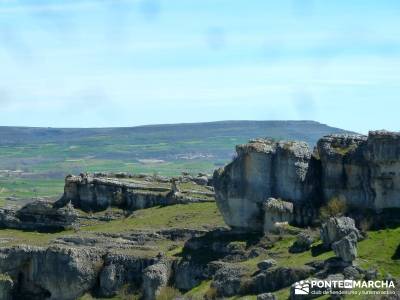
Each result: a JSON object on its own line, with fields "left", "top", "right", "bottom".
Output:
{"left": 173, "top": 260, "right": 208, "bottom": 291}
{"left": 250, "top": 266, "right": 314, "bottom": 294}
{"left": 142, "top": 261, "right": 171, "bottom": 300}
{"left": 289, "top": 232, "right": 315, "bottom": 253}
{"left": 257, "top": 259, "right": 277, "bottom": 271}
{"left": 211, "top": 264, "right": 246, "bottom": 297}
{"left": 263, "top": 198, "right": 294, "bottom": 232}
{"left": 0, "top": 200, "right": 78, "bottom": 231}
{"left": 331, "top": 232, "right": 358, "bottom": 263}
{"left": 213, "top": 139, "right": 313, "bottom": 232}
{"left": 320, "top": 217, "right": 361, "bottom": 248}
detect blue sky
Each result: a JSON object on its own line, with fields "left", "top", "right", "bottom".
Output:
{"left": 0, "top": 0, "right": 400, "bottom": 133}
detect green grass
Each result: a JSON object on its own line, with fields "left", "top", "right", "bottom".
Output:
{"left": 357, "top": 227, "right": 400, "bottom": 277}
{"left": 0, "top": 228, "right": 73, "bottom": 246}
{"left": 332, "top": 143, "right": 358, "bottom": 156}
{"left": 82, "top": 202, "right": 225, "bottom": 233}
{"left": 0, "top": 177, "right": 64, "bottom": 203}
{"left": 0, "top": 121, "right": 349, "bottom": 204}
{"left": 184, "top": 280, "right": 212, "bottom": 298}
{"left": 237, "top": 235, "right": 334, "bottom": 274}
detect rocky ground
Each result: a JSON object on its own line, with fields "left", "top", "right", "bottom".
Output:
{"left": 0, "top": 197, "right": 398, "bottom": 300}
{"left": 0, "top": 132, "right": 399, "bottom": 300}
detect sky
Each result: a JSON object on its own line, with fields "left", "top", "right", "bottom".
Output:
{"left": 0, "top": 0, "right": 400, "bottom": 133}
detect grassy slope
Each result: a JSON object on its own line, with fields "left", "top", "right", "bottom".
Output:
{"left": 182, "top": 227, "right": 400, "bottom": 300}
{"left": 0, "top": 201, "right": 398, "bottom": 299}
{"left": 83, "top": 202, "right": 225, "bottom": 233}
{"left": 0, "top": 202, "right": 225, "bottom": 247}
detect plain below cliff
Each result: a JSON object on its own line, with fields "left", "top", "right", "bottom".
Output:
{"left": 0, "top": 120, "right": 352, "bottom": 203}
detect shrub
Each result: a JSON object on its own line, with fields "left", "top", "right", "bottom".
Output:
{"left": 204, "top": 287, "right": 218, "bottom": 300}
{"left": 156, "top": 286, "right": 182, "bottom": 300}
{"left": 117, "top": 284, "right": 141, "bottom": 300}
{"left": 320, "top": 197, "right": 347, "bottom": 220}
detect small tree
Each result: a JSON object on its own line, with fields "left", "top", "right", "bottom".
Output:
{"left": 320, "top": 196, "right": 347, "bottom": 220}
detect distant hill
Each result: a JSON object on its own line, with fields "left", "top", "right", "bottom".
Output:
{"left": 0, "top": 120, "right": 353, "bottom": 178}
{"left": 0, "top": 120, "right": 355, "bottom": 201}
{"left": 0, "top": 120, "right": 352, "bottom": 146}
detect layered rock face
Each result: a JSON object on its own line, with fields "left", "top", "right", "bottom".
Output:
{"left": 213, "top": 139, "right": 313, "bottom": 231}
{"left": 317, "top": 130, "right": 400, "bottom": 209}
{"left": 263, "top": 198, "right": 293, "bottom": 232}
{"left": 321, "top": 217, "right": 362, "bottom": 263}
{"left": 0, "top": 228, "right": 206, "bottom": 300}
{"left": 214, "top": 131, "right": 400, "bottom": 232}
{"left": 0, "top": 245, "right": 103, "bottom": 300}
{"left": 58, "top": 173, "right": 214, "bottom": 212}
{"left": 0, "top": 200, "right": 78, "bottom": 231}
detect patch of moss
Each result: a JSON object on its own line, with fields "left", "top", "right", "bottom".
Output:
{"left": 184, "top": 280, "right": 212, "bottom": 299}
{"left": 332, "top": 144, "right": 357, "bottom": 156}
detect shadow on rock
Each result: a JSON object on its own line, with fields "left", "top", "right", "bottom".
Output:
{"left": 311, "top": 243, "right": 330, "bottom": 257}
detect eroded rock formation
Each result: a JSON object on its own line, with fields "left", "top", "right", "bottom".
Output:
{"left": 57, "top": 173, "right": 214, "bottom": 212}
{"left": 0, "top": 200, "right": 78, "bottom": 231}
{"left": 213, "top": 131, "right": 400, "bottom": 232}
{"left": 318, "top": 131, "right": 400, "bottom": 209}
{"left": 0, "top": 245, "right": 103, "bottom": 300}
{"left": 213, "top": 139, "right": 314, "bottom": 231}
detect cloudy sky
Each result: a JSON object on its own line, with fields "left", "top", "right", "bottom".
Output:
{"left": 1, "top": 0, "right": 399, "bottom": 133}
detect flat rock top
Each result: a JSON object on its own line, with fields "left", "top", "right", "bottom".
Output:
{"left": 369, "top": 130, "right": 400, "bottom": 140}
{"left": 236, "top": 139, "right": 311, "bottom": 158}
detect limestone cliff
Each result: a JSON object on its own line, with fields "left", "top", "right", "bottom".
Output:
{"left": 0, "top": 200, "right": 78, "bottom": 231}
{"left": 213, "top": 139, "right": 316, "bottom": 231}
{"left": 57, "top": 173, "right": 214, "bottom": 212}
{"left": 213, "top": 130, "right": 400, "bottom": 232}
{"left": 317, "top": 130, "right": 400, "bottom": 209}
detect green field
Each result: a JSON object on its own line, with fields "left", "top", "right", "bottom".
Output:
{"left": 0, "top": 121, "right": 351, "bottom": 205}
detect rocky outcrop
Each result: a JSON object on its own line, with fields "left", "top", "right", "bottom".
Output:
{"left": 172, "top": 260, "right": 209, "bottom": 291}
{"left": 213, "top": 139, "right": 313, "bottom": 231}
{"left": 214, "top": 131, "right": 400, "bottom": 232}
{"left": 257, "top": 259, "right": 277, "bottom": 271}
{"left": 142, "top": 261, "right": 171, "bottom": 300}
{"left": 320, "top": 217, "right": 361, "bottom": 248}
{"left": 257, "top": 293, "right": 277, "bottom": 300}
{"left": 0, "top": 274, "right": 13, "bottom": 300}
{"left": 211, "top": 264, "right": 246, "bottom": 297}
{"left": 0, "top": 245, "right": 103, "bottom": 300}
{"left": 263, "top": 198, "right": 294, "bottom": 232}
{"left": 98, "top": 254, "right": 156, "bottom": 297}
{"left": 317, "top": 131, "right": 400, "bottom": 209}
{"left": 57, "top": 173, "right": 214, "bottom": 212}
{"left": 0, "top": 200, "right": 78, "bottom": 231}
{"left": 249, "top": 266, "right": 314, "bottom": 294}
{"left": 331, "top": 232, "right": 358, "bottom": 263}
{"left": 289, "top": 232, "right": 314, "bottom": 253}
{"left": 320, "top": 217, "right": 361, "bottom": 264}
